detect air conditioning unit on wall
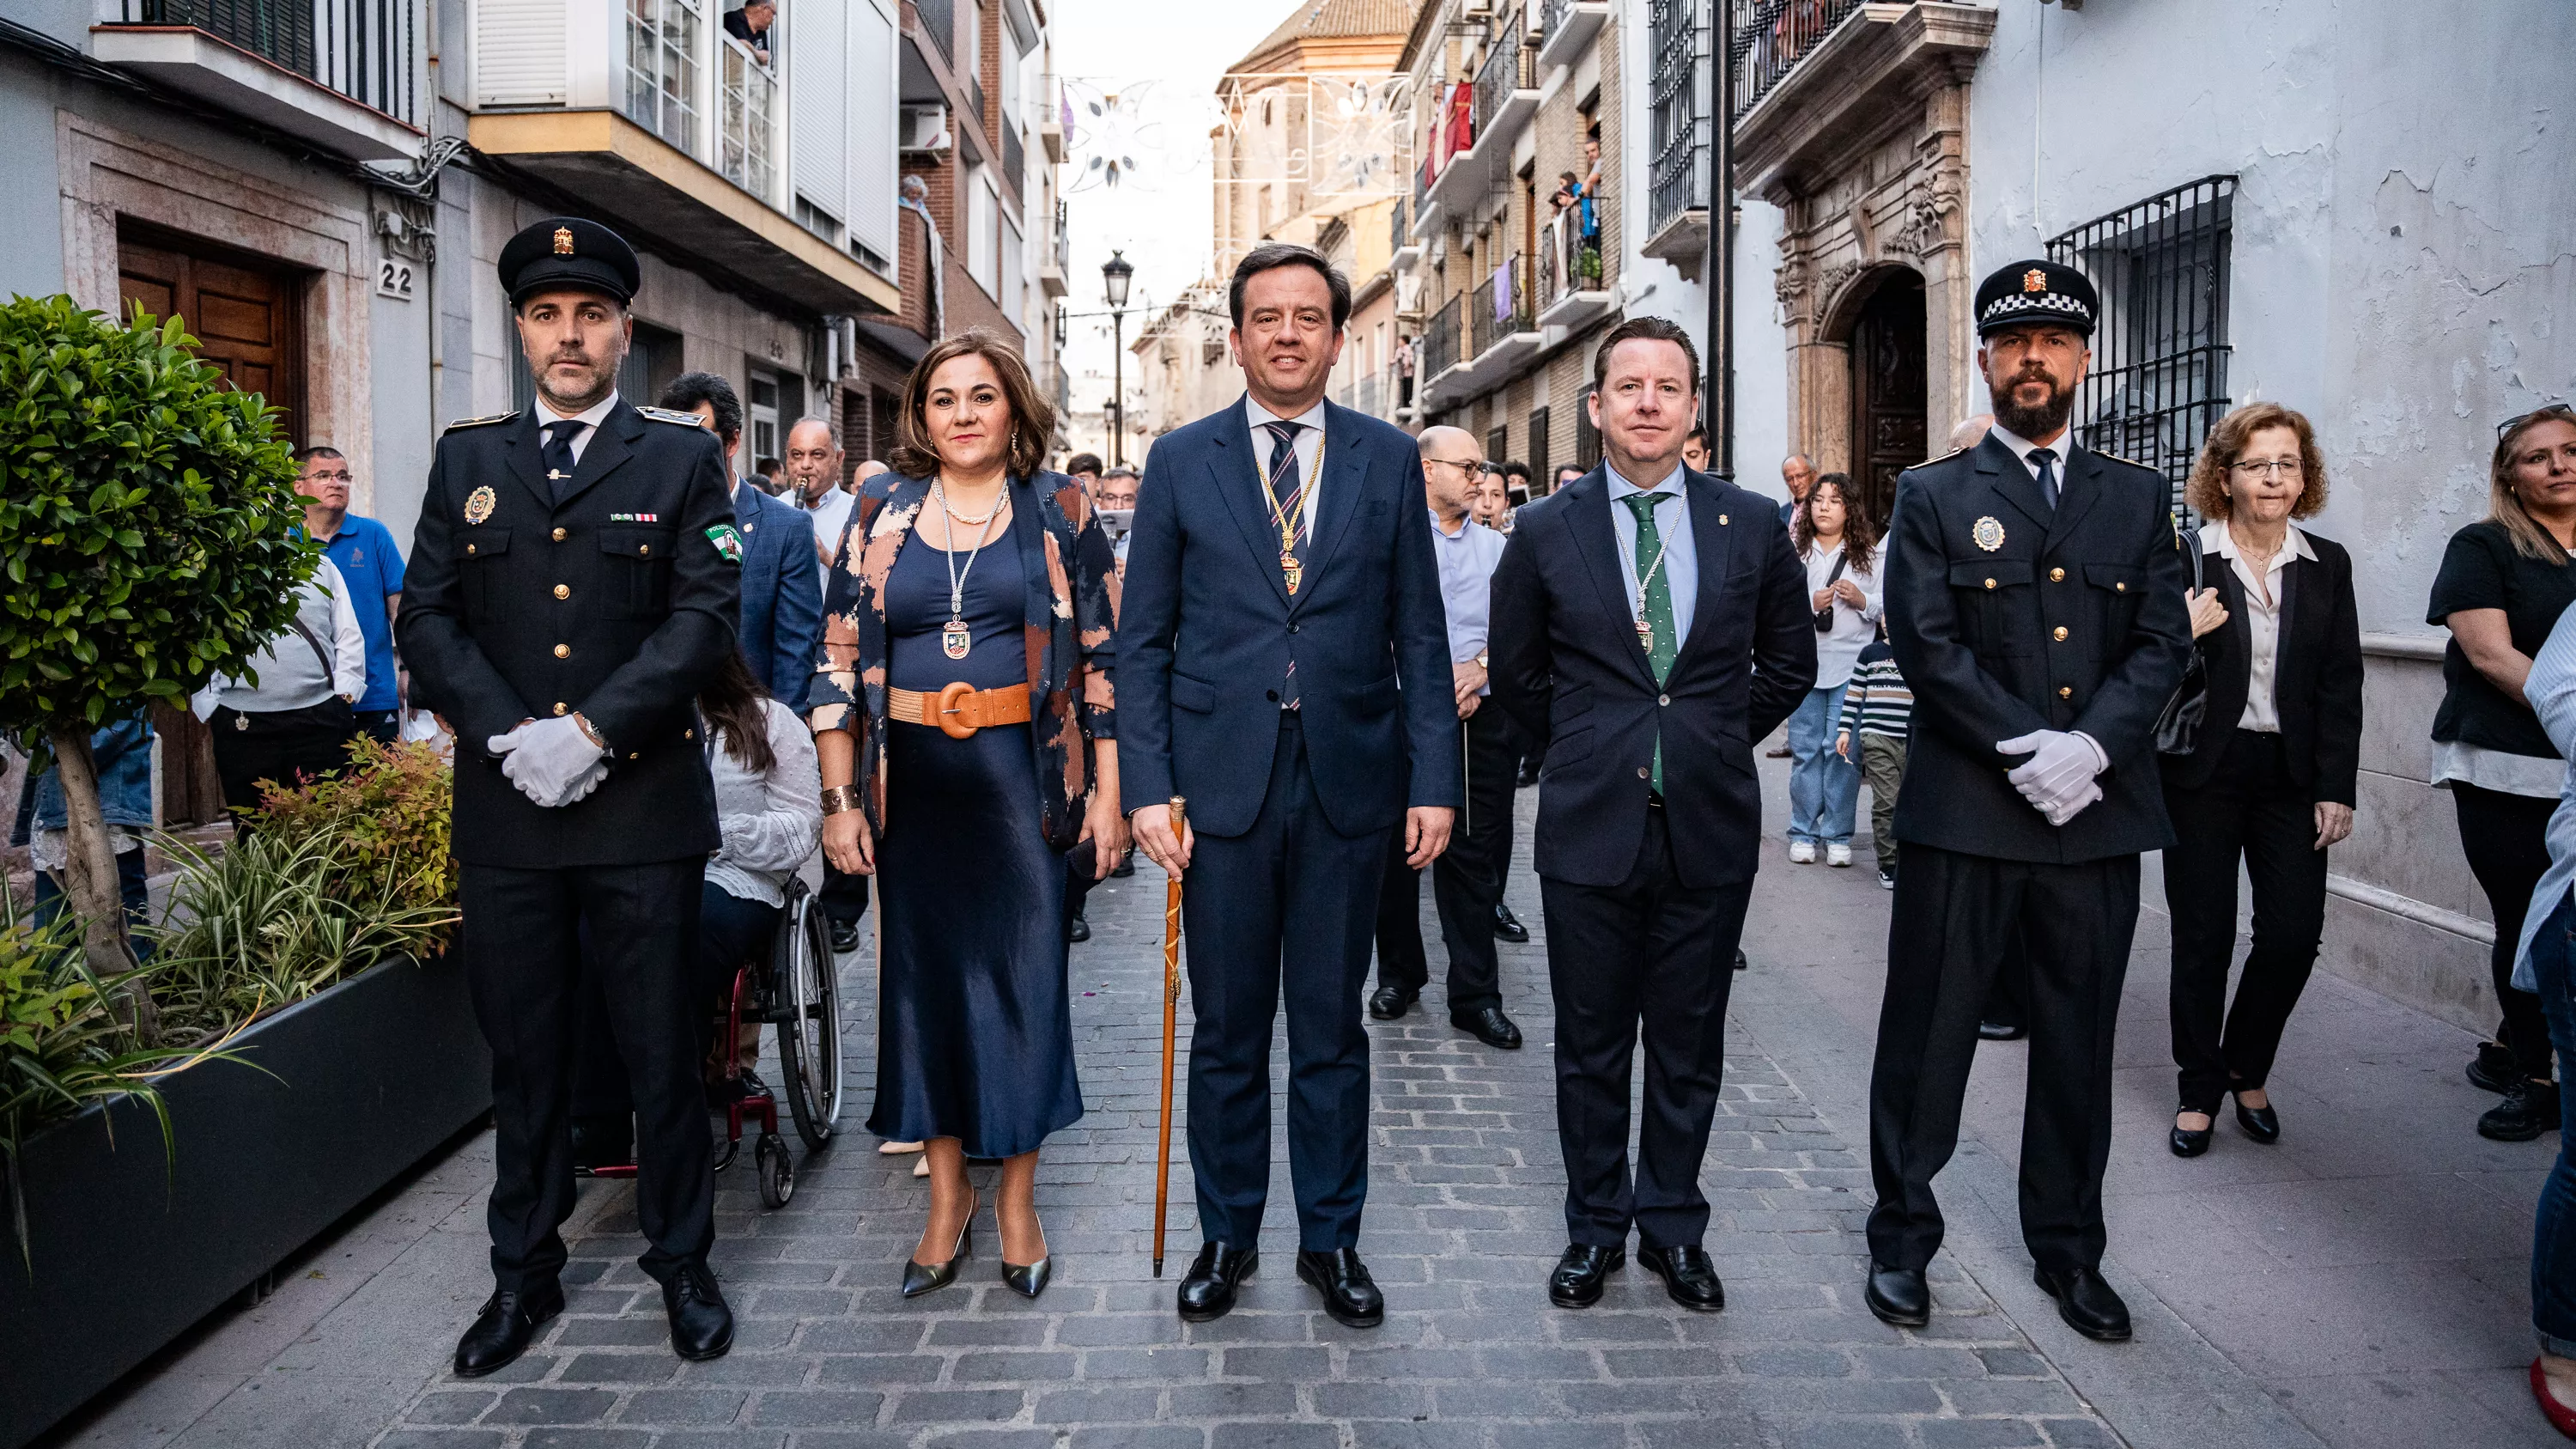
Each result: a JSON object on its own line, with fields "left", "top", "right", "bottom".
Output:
{"left": 899, "top": 105, "right": 952, "bottom": 157}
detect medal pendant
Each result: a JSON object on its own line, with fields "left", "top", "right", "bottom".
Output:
{"left": 1281, "top": 551, "right": 1302, "bottom": 596}
{"left": 942, "top": 618, "right": 972, "bottom": 661}
{"left": 1635, "top": 618, "right": 1655, "bottom": 653}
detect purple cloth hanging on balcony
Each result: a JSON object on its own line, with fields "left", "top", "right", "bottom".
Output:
{"left": 1493, "top": 258, "right": 1512, "bottom": 322}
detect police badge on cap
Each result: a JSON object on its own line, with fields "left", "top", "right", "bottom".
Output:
{"left": 1975, "top": 259, "right": 2099, "bottom": 338}
{"left": 498, "top": 216, "right": 641, "bottom": 307}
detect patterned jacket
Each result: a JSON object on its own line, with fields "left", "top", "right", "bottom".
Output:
{"left": 807, "top": 470, "right": 1119, "bottom": 850}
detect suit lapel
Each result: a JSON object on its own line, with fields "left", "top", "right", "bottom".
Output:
{"left": 1561, "top": 469, "right": 1660, "bottom": 689}
{"left": 2044, "top": 445, "right": 2108, "bottom": 549}
{"left": 501, "top": 410, "right": 550, "bottom": 511}
{"left": 1977, "top": 434, "right": 2053, "bottom": 534}
{"left": 1206, "top": 395, "right": 1291, "bottom": 610}
{"left": 1669, "top": 471, "right": 1735, "bottom": 675}
{"left": 735, "top": 484, "right": 766, "bottom": 569}
{"left": 1294, "top": 400, "right": 1368, "bottom": 608}
{"left": 553, "top": 399, "right": 642, "bottom": 513}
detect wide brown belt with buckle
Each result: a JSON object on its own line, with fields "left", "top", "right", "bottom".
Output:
{"left": 887, "top": 682, "right": 1032, "bottom": 740}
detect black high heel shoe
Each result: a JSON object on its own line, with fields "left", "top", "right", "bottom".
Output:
{"left": 1001, "top": 1207, "right": 1052, "bottom": 1300}
{"left": 902, "top": 1192, "right": 975, "bottom": 1299}
{"left": 2170, "top": 1110, "right": 2213, "bottom": 1158}
{"left": 2233, "top": 1089, "right": 2281, "bottom": 1144}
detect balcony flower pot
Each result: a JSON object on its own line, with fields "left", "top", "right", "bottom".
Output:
{"left": 0, "top": 951, "right": 489, "bottom": 1449}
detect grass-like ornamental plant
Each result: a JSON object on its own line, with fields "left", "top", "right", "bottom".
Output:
{"left": 0, "top": 295, "right": 316, "bottom": 987}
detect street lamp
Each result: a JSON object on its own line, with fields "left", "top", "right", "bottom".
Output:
{"left": 1103, "top": 250, "right": 1133, "bottom": 466}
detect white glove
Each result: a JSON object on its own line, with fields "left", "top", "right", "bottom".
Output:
{"left": 1997, "top": 730, "right": 2107, "bottom": 826}
{"left": 489, "top": 715, "right": 609, "bottom": 808}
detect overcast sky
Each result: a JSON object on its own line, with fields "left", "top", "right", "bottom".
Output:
{"left": 1048, "top": 0, "right": 1287, "bottom": 415}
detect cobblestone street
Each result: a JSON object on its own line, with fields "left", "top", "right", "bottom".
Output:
{"left": 43, "top": 758, "right": 2560, "bottom": 1449}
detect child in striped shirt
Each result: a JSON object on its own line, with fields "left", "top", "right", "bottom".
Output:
{"left": 1835, "top": 627, "right": 1913, "bottom": 889}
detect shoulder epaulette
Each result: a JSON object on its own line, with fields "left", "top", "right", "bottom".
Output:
{"left": 636, "top": 405, "right": 708, "bottom": 427}
{"left": 444, "top": 411, "right": 518, "bottom": 431}
{"left": 1918, "top": 447, "right": 1967, "bottom": 467}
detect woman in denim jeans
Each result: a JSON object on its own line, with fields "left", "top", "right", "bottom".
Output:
{"left": 2503, "top": 486, "right": 2576, "bottom": 1435}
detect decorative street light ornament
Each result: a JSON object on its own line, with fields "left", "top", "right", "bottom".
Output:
{"left": 1102, "top": 250, "right": 1134, "bottom": 309}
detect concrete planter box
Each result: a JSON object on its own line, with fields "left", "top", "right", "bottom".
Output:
{"left": 0, "top": 952, "right": 489, "bottom": 1449}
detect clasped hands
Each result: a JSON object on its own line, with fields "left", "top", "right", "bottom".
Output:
{"left": 1996, "top": 728, "right": 2108, "bottom": 827}
{"left": 489, "top": 715, "right": 609, "bottom": 808}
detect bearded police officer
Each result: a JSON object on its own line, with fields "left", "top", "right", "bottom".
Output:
{"left": 399, "top": 217, "right": 743, "bottom": 1374}
{"left": 1862, "top": 259, "right": 2191, "bottom": 1342}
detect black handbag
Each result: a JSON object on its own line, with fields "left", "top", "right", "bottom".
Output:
{"left": 2155, "top": 536, "right": 2210, "bottom": 756}
{"left": 1813, "top": 550, "right": 1850, "bottom": 633}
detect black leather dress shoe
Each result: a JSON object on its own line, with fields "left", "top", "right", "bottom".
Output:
{"left": 1296, "top": 1248, "right": 1385, "bottom": 1328}
{"left": 1066, "top": 913, "right": 1091, "bottom": 944}
{"left": 2033, "top": 1263, "right": 2131, "bottom": 1342}
{"left": 1978, "top": 1019, "right": 2026, "bottom": 1042}
{"left": 1548, "top": 1243, "right": 1623, "bottom": 1309}
{"left": 664, "top": 1264, "right": 734, "bottom": 1360}
{"left": 2233, "top": 1093, "right": 2280, "bottom": 1144}
{"left": 1177, "top": 1242, "right": 1257, "bottom": 1323}
{"left": 2170, "top": 1114, "right": 2213, "bottom": 1157}
{"left": 453, "top": 1282, "right": 563, "bottom": 1378}
{"left": 1734, "top": 947, "right": 1747, "bottom": 971}
{"left": 1451, "top": 1006, "right": 1522, "bottom": 1049}
{"left": 829, "top": 916, "right": 861, "bottom": 954}
{"left": 1492, "top": 902, "right": 1530, "bottom": 944}
{"left": 1111, "top": 849, "right": 1137, "bottom": 879}
{"left": 1635, "top": 1244, "right": 1723, "bottom": 1312}
{"left": 1863, "top": 1262, "right": 1928, "bottom": 1327}
{"left": 1516, "top": 762, "right": 1541, "bottom": 788}
{"left": 1368, "top": 987, "right": 1416, "bottom": 1020}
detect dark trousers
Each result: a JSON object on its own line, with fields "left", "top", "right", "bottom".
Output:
{"left": 462, "top": 858, "right": 714, "bottom": 1289}
{"left": 819, "top": 862, "right": 870, "bottom": 928}
{"left": 572, "top": 883, "right": 783, "bottom": 1119}
{"left": 1374, "top": 704, "right": 1512, "bottom": 1014}
{"left": 33, "top": 845, "right": 152, "bottom": 960}
{"left": 1184, "top": 714, "right": 1388, "bottom": 1251}
{"left": 2453, "top": 782, "right": 2561, "bottom": 1081}
{"left": 354, "top": 709, "right": 402, "bottom": 745}
{"left": 1868, "top": 843, "right": 2138, "bottom": 1274}
{"left": 1541, "top": 806, "right": 1747, "bottom": 1250}
{"left": 2162, "top": 730, "right": 2330, "bottom": 1113}
{"left": 209, "top": 702, "right": 359, "bottom": 820}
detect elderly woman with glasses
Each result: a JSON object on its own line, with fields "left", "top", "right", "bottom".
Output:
{"left": 2430, "top": 400, "right": 2576, "bottom": 1144}
{"left": 2157, "top": 403, "right": 2362, "bottom": 1157}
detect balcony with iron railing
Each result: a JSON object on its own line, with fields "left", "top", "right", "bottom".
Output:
{"left": 1641, "top": 0, "right": 1709, "bottom": 270}
{"left": 719, "top": 35, "right": 777, "bottom": 200}
{"left": 1732, "top": 3, "right": 1995, "bottom": 201}
{"left": 1038, "top": 198, "right": 1068, "bottom": 297}
{"left": 96, "top": 0, "right": 426, "bottom": 159}
{"left": 1536, "top": 204, "right": 1614, "bottom": 330}
{"left": 914, "top": 0, "right": 956, "bottom": 63}
{"left": 1469, "top": 254, "right": 1535, "bottom": 356}
{"left": 1419, "top": 290, "right": 1463, "bottom": 392}
{"left": 1536, "top": 0, "right": 1610, "bottom": 71}
{"left": 1470, "top": 16, "right": 1540, "bottom": 154}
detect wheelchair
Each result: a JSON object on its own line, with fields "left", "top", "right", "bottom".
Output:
{"left": 580, "top": 874, "right": 847, "bottom": 1209}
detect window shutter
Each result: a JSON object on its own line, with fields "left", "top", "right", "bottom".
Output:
{"left": 476, "top": 0, "right": 565, "bottom": 107}
{"left": 848, "top": 0, "right": 901, "bottom": 263}
{"left": 789, "top": 0, "right": 850, "bottom": 224}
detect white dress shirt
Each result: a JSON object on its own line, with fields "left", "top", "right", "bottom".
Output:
{"left": 1988, "top": 420, "right": 2075, "bottom": 484}
{"left": 803, "top": 484, "right": 856, "bottom": 569}
{"left": 1247, "top": 394, "right": 1328, "bottom": 538}
{"left": 535, "top": 390, "right": 621, "bottom": 465}
{"left": 1428, "top": 511, "right": 1509, "bottom": 693}
{"left": 1802, "top": 539, "right": 1884, "bottom": 690}
{"left": 1604, "top": 460, "right": 1696, "bottom": 651}
{"left": 2203, "top": 521, "right": 2315, "bottom": 734}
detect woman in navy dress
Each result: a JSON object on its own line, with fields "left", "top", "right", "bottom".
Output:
{"left": 810, "top": 332, "right": 1125, "bottom": 1301}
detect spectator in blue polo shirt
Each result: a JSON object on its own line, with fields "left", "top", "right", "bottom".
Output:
{"left": 294, "top": 445, "right": 407, "bottom": 741}
{"left": 295, "top": 443, "right": 404, "bottom": 737}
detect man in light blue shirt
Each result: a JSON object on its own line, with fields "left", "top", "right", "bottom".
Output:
{"left": 296, "top": 445, "right": 407, "bottom": 740}
{"left": 1370, "top": 426, "right": 1521, "bottom": 1050}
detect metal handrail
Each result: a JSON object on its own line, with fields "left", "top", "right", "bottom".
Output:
{"left": 1471, "top": 255, "right": 1534, "bottom": 354}
{"left": 1537, "top": 207, "right": 1604, "bottom": 312}
{"left": 1731, "top": 0, "right": 1865, "bottom": 122}
{"left": 1646, "top": 0, "right": 1706, "bottom": 236}
{"left": 1422, "top": 291, "right": 1462, "bottom": 379}
{"left": 1473, "top": 14, "right": 1538, "bottom": 137}
{"left": 119, "top": 0, "right": 422, "bottom": 125}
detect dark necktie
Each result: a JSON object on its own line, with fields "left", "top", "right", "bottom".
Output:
{"left": 544, "top": 419, "right": 588, "bottom": 505}
{"left": 2028, "top": 446, "right": 2059, "bottom": 510}
{"left": 1264, "top": 419, "right": 1306, "bottom": 708}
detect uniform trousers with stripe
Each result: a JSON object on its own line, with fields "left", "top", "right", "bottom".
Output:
{"left": 1866, "top": 843, "right": 2137, "bottom": 1275}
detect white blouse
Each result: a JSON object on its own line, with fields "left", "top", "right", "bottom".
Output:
{"left": 2203, "top": 521, "right": 2315, "bottom": 734}
{"left": 1801, "top": 539, "right": 1884, "bottom": 691}
{"left": 704, "top": 697, "right": 824, "bottom": 908}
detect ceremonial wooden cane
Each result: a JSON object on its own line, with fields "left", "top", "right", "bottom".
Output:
{"left": 1151, "top": 795, "right": 1188, "bottom": 1277}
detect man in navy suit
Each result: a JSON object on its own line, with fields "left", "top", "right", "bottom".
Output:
{"left": 1489, "top": 317, "right": 1816, "bottom": 1314}
{"left": 1120, "top": 242, "right": 1460, "bottom": 1329}
{"left": 659, "top": 373, "right": 821, "bottom": 709}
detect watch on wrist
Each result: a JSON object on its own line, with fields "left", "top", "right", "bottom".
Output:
{"left": 1475, "top": 649, "right": 1489, "bottom": 670}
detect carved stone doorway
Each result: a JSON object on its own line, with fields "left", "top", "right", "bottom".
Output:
{"left": 1847, "top": 270, "right": 1926, "bottom": 527}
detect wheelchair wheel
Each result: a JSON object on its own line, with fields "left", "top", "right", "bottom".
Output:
{"left": 775, "top": 883, "right": 845, "bottom": 1152}
{"left": 756, "top": 1131, "right": 793, "bottom": 1209}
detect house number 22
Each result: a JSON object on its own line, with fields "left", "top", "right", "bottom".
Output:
{"left": 378, "top": 259, "right": 416, "bottom": 301}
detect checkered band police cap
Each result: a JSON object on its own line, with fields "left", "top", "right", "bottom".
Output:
{"left": 1974, "top": 259, "right": 2099, "bottom": 338}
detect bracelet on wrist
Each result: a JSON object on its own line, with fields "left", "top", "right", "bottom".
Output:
{"left": 820, "top": 784, "right": 860, "bottom": 816}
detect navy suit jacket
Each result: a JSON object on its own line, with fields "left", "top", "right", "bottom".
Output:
{"left": 1490, "top": 466, "right": 1817, "bottom": 889}
{"left": 732, "top": 482, "right": 821, "bottom": 711}
{"left": 1118, "top": 395, "right": 1461, "bottom": 838}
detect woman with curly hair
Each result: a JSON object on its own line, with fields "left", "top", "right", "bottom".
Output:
{"left": 2159, "top": 403, "right": 2360, "bottom": 1157}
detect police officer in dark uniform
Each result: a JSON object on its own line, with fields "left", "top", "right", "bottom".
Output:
{"left": 398, "top": 217, "right": 743, "bottom": 1375}
{"left": 1862, "top": 259, "right": 2191, "bottom": 1342}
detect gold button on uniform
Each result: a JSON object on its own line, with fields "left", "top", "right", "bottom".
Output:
{"left": 1984, "top": 577, "right": 1997, "bottom": 590}
{"left": 466, "top": 543, "right": 477, "bottom": 555}
{"left": 684, "top": 728, "right": 696, "bottom": 740}
{"left": 2115, "top": 581, "right": 2127, "bottom": 593}
{"left": 554, "top": 643, "right": 571, "bottom": 658}
{"left": 554, "top": 584, "right": 570, "bottom": 600}
{"left": 552, "top": 527, "right": 568, "bottom": 542}
{"left": 553, "top": 702, "right": 568, "bottom": 715}
{"left": 2050, "top": 567, "right": 2066, "bottom": 581}
{"left": 2057, "top": 685, "right": 2073, "bottom": 699}
{"left": 2053, "top": 626, "right": 2069, "bottom": 642}
{"left": 639, "top": 544, "right": 651, "bottom": 557}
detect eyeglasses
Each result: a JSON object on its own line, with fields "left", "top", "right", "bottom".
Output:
{"left": 303, "top": 470, "right": 353, "bottom": 484}
{"left": 1425, "top": 457, "right": 1481, "bottom": 474}
{"left": 2500, "top": 400, "right": 2574, "bottom": 439}
{"left": 2229, "top": 460, "right": 2304, "bottom": 480}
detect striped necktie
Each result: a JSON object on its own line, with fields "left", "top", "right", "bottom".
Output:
{"left": 1265, "top": 419, "right": 1306, "bottom": 709}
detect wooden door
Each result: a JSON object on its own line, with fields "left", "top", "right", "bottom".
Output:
{"left": 1848, "top": 270, "right": 1927, "bottom": 528}
{"left": 117, "top": 227, "right": 307, "bottom": 825}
